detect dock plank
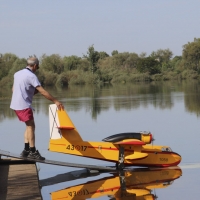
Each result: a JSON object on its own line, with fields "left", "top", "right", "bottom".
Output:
{"left": 0, "top": 158, "right": 42, "bottom": 200}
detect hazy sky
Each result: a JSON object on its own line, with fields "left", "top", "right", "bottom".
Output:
{"left": 1, "top": 1, "right": 200, "bottom": 59}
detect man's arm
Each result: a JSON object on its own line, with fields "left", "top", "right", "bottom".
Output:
{"left": 36, "top": 86, "right": 64, "bottom": 110}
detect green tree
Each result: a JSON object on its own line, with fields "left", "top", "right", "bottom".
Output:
{"left": 99, "top": 51, "right": 109, "bottom": 60}
{"left": 63, "top": 55, "right": 81, "bottom": 71}
{"left": 111, "top": 50, "right": 118, "bottom": 56}
{"left": 0, "top": 53, "right": 18, "bottom": 80}
{"left": 139, "top": 52, "right": 147, "bottom": 58}
{"left": 43, "top": 71, "right": 58, "bottom": 86}
{"left": 83, "top": 45, "right": 100, "bottom": 74}
{"left": 0, "top": 56, "right": 5, "bottom": 80}
{"left": 182, "top": 38, "right": 200, "bottom": 72}
{"left": 137, "top": 57, "right": 161, "bottom": 75}
{"left": 77, "top": 58, "right": 90, "bottom": 71}
{"left": 40, "top": 54, "right": 64, "bottom": 74}
{"left": 112, "top": 52, "right": 130, "bottom": 68}
{"left": 151, "top": 49, "right": 173, "bottom": 63}
{"left": 150, "top": 49, "right": 173, "bottom": 71}
{"left": 124, "top": 53, "right": 139, "bottom": 69}
{"left": 9, "top": 58, "right": 27, "bottom": 76}
{"left": 170, "top": 56, "right": 182, "bottom": 71}
{"left": 112, "top": 52, "right": 138, "bottom": 69}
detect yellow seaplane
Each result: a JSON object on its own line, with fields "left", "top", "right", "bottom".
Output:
{"left": 50, "top": 167, "right": 182, "bottom": 200}
{"left": 48, "top": 104, "right": 181, "bottom": 169}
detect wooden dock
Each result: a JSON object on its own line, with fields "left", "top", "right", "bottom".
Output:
{"left": 0, "top": 157, "right": 42, "bottom": 200}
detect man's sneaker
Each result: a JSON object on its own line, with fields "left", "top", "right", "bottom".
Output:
{"left": 20, "top": 149, "right": 30, "bottom": 157}
{"left": 27, "top": 150, "right": 45, "bottom": 160}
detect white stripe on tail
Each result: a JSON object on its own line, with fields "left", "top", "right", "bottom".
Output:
{"left": 49, "top": 104, "right": 83, "bottom": 142}
{"left": 49, "top": 104, "right": 61, "bottom": 139}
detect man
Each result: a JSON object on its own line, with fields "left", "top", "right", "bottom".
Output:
{"left": 10, "top": 56, "right": 64, "bottom": 160}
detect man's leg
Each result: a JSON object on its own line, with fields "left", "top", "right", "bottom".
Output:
{"left": 25, "top": 119, "right": 36, "bottom": 151}
{"left": 23, "top": 128, "right": 30, "bottom": 152}
{"left": 25, "top": 119, "right": 45, "bottom": 160}
{"left": 21, "top": 119, "right": 35, "bottom": 157}
{"left": 14, "top": 108, "right": 43, "bottom": 159}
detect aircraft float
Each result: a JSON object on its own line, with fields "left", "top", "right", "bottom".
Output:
{"left": 48, "top": 104, "right": 181, "bottom": 169}
{"left": 50, "top": 166, "right": 182, "bottom": 200}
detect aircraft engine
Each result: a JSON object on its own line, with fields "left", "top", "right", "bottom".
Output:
{"left": 102, "top": 132, "right": 152, "bottom": 144}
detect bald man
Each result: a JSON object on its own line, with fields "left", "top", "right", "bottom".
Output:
{"left": 10, "top": 56, "right": 64, "bottom": 160}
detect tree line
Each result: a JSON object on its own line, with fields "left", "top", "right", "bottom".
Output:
{"left": 1, "top": 38, "right": 200, "bottom": 88}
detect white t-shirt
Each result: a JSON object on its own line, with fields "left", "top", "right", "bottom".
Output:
{"left": 10, "top": 68, "right": 41, "bottom": 110}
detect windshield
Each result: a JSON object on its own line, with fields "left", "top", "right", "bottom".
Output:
{"left": 162, "top": 147, "right": 172, "bottom": 152}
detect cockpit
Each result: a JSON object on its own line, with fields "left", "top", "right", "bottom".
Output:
{"left": 161, "top": 146, "right": 172, "bottom": 152}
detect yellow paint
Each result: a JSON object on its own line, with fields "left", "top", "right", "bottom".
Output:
{"left": 49, "top": 107, "right": 181, "bottom": 167}
{"left": 141, "top": 133, "right": 152, "bottom": 144}
{"left": 57, "top": 109, "right": 83, "bottom": 142}
{"left": 125, "top": 152, "right": 148, "bottom": 160}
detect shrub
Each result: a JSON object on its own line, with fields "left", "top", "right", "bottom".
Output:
{"left": 0, "top": 76, "right": 13, "bottom": 88}
{"left": 162, "top": 71, "right": 178, "bottom": 80}
{"left": 8, "top": 58, "right": 27, "bottom": 76}
{"left": 84, "top": 73, "right": 100, "bottom": 84}
{"left": 151, "top": 74, "right": 163, "bottom": 81}
{"left": 43, "top": 72, "right": 58, "bottom": 86}
{"left": 128, "top": 73, "right": 151, "bottom": 82}
{"left": 181, "top": 69, "right": 198, "bottom": 79}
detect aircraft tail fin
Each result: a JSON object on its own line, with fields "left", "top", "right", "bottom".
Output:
{"left": 49, "top": 104, "right": 83, "bottom": 142}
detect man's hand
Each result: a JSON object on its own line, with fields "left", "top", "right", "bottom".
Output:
{"left": 55, "top": 101, "right": 64, "bottom": 111}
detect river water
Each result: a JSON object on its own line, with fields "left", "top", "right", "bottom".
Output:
{"left": 0, "top": 81, "right": 200, "bottom": 199}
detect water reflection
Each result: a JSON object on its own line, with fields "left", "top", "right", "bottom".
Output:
{"left": 1, "top": 80, "right": 200, "bottom": 121}
{"left": 42, "top": 167, "right": 182, "bottom": 200}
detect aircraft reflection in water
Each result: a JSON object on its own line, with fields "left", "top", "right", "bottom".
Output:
{"left": 50, "top": 167, "right": 182, "bottom": 200}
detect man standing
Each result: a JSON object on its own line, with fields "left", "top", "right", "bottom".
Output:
{"left": 10, "top": 56, "right": 64, "bottom": 160}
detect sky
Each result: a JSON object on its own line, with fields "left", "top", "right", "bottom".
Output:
{"left": 1, "top": 0, "right": 200, "bottom": 59}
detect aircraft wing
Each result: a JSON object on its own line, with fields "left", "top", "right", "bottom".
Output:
{"left": 114, "top": 139, "right": 148, "bottom": 160}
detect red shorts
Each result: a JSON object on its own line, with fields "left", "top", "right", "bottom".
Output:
{"left": 14, "top": 108, "right": 34, "bottom": 122}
